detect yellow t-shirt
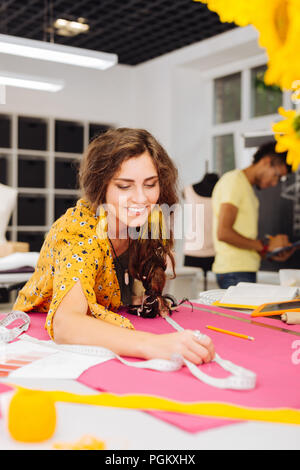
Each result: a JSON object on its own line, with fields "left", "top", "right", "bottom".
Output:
{"left": 13, "top": 199, "right": 134, "bottom": 339}
{"left": 212, "top": 169, "right": 260, "bottom": 274}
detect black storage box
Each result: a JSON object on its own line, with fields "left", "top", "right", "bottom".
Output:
{"left": 0, "top": 115, "right": 11, "bottom": 148}
{"left": 55, "top": 158, "right": 79, "bottom": 189}
{"left": 89, "top": 123, "right": 111, "bottom": 142}
{"left": 17, "top": 195, "right": 46, "bottom": 226}
{"left": 0, "top": 155, "right": 7, "bottom": 184}
{"left": 54, "top": 196, "right": 78, "bottom": 221}
{"left": 17, "top": 231, "right": 45, "bottom": 252}
{"left": 18, "top": 117, "right": 47, "bottom": 151}
{"left": 55, "top": 120, "right": 84, "bottom": 153}
{"left": 18, "top": 156, "right": 46, "bottom": 188}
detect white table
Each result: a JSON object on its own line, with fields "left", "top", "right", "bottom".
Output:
{"left": 0, "top": 376, "right": 299, "bottom": 450}
{"left": 0, "top": 273, "right": 32, "bottom": 312}
{"left": 0, "top": 290, "right": 299, "bottom": 450}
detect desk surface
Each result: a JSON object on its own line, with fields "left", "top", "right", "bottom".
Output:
{"left": 0, "top": 377, "right": 299, "bottom": 450}
{"left": 0, "top": 299, "right": 300, "bottom": 450}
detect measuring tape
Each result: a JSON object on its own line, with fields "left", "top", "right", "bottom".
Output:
{"left": 0, "top": 309, "right": 256, "bottom": 390}
{"left": 0, "top": 311, "right": 30, "bottom": 343}
{"left": 165, "top": 316, "right": 256, "bottom": 390}
{"left": 20, "top": 333, "right": 183, "bottom": 373}
{"left": 20, "top": 315, "right": 256, "bottom": 391}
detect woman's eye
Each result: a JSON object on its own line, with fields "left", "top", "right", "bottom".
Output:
{"left": 117, "top": 185, "right": 130, "bottom": 190}
{"left": 145, "top": 183, "right": 157, "bottom": 188}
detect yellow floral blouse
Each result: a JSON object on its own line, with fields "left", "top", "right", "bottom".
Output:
{"left": 13, "top": 199, "right": 135, "bottom": 339}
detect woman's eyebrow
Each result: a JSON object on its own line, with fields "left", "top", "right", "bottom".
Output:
{"left": 114, "top": 175, "right": 159, "bottom": 182}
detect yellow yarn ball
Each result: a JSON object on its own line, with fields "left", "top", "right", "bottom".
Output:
{"left": 8, "top": 388, "right": 56, "bottom": 443}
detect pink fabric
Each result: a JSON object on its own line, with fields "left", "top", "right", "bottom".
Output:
{"left": 78, "top": 303, "right": 300, "bottom": 432}
{"left": 2, "top": 306, "right": 299, "bottom": 432}
{"left": 0, "top": 312, "right": 49, "bottom": 341}
{"left": 0, "top": 383, "right": 12, "bottom": 394}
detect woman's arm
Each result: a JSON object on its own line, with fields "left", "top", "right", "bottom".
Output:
{"left": 53, "top": 281, "right": 215, "bottom": 365}
{"left": 217, "top": 203, "right": 293, "bottom": 259}
{"left": 217, "top": 203, "right": 263, "bottom": 251}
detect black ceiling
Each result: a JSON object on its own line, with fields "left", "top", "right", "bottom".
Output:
{"left": 0, "top": 0, "right": 236, "bottom": 66}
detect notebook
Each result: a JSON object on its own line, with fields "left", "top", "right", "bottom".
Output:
{"left": 212, "top": 282, "right": 300, "bottom": 310}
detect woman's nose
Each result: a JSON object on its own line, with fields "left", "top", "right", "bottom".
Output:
{"left": 131, "top": 186, "right": 148, "bottom": 203}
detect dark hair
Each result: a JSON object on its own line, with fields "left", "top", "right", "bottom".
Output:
{"left": 79, "top": 127, "right": 179, "bottom": 299}
{"left": 252, "top": 141, "right": 288, "bottom": 166}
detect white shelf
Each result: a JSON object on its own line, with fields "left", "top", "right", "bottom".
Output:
{"left": 0, "top": 113, "right": 112, "bottom": 251}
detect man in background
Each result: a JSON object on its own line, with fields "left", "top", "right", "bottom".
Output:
{"left": 212, "top": 141, "right": 293, "bottom": 289}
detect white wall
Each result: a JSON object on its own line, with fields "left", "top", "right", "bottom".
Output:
{"left": 0, "top": 25, "right": 270, "bottom": 186}
{"left": 132, "top": 25, "right": 272, "bottom": 188}
{"left": 0, "top": 26, "right": 281, "bottom": 272}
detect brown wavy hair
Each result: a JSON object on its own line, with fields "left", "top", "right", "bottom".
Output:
{"left": 79, "top": 128, "right": 179, "bottom": 295}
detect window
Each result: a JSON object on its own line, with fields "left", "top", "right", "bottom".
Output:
{"left": 214, "top": 72, "right": 241, "bottom": 124}
{"left": 251, "top": 65, "right": 282, "bottom": 117}
{"left": 213, "top": 134, "right": 235, "bottom": 175}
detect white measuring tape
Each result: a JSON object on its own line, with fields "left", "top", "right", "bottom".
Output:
{"left": 0, "top": 311, "right": 30, "bottom": 343}
{"left": 2, "top": 310, "right": 256, "bottom": 390}
{"left": 20, "top": 333, "right": 183, "bottom": 372}
{"left": 165, "top": 316, "right": 256, "bottom": 390}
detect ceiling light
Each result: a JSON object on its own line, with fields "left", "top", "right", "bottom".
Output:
{"left": 0, "top": 71, "right": 64, "bottom": 92}
{"left": 53, "top": 18, "right": 90, "bottom": 37}
{"left": 0, "top": 33, "right": 118, "bottom": 70}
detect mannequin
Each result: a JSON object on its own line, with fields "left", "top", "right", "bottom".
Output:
{"left": 0, "top": 184, "right": 17, "bottom": 245}
{"left": 183, "top": 173, "right": 219, "bottom": 290}
{"left": 192, "top": 173, "right": 219, "bottom": 198}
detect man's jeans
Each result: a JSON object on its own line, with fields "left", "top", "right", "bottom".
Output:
{"left": 216, "top": 272, "right": 257, "bottom": 289}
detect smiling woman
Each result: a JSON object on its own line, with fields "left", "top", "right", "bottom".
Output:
{"left": 13, "top": 128, "right": 215, "bottom": 365}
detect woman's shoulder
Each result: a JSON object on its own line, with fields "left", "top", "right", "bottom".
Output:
{"left": 47, "top": 199, "right": 107, "bottom": 251}
{"left": 51, "top": 199, "right": 96, "bottom": 230}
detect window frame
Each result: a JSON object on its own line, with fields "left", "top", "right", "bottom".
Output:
{"left": 205, "top": 55, "right": 294, "bottom": 173}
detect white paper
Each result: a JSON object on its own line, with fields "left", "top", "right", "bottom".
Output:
{"left": 219, "top": 282, "right": 299, "bottom": 307}
{"left": 2, "top": 338, "right": 110, "bottom": 380}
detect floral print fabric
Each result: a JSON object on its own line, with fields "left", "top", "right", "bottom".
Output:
{"left": 13, "top": 199, "right": 134, "bottom": 339}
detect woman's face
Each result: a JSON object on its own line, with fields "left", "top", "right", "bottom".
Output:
{"left": 105, "top": 151, "right": 160, "bottom": 235}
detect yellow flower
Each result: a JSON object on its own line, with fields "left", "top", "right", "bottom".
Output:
{"left": 194, "top": 0, "right": 300, "bottom": 90}
{"left": 272, "top": 107, "right": 300, "bottom": 171}
{"left": 263, "top": 0, "right": 300, "bottom": 90}
{"left": 193, "top": 0, "right": 254, "bottom": 26}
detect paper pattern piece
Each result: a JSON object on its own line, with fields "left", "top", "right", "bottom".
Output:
{"left": 214, "top": 282, "right": 299, "bottom": 309}
{"left": 0, "top": 341, "right": 53, "bottom": 378}
{"left": 0, "top": 314, "right": 111, "bottom": 380}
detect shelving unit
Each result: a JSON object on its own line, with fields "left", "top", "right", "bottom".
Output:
{"left": 0, "top": 113, "right": 111, "bottom": 252}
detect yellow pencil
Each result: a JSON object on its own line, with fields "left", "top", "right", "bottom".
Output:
{"left": 206, "top": 325, "right": 255, "bottom": 341}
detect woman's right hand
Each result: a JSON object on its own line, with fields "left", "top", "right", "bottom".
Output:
{"left": 142, "top": 329, "right": 215, "bottom": 365}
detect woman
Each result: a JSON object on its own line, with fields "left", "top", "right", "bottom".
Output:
{"left": 14, "top": 128, "right": 215, "bottom": 364}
